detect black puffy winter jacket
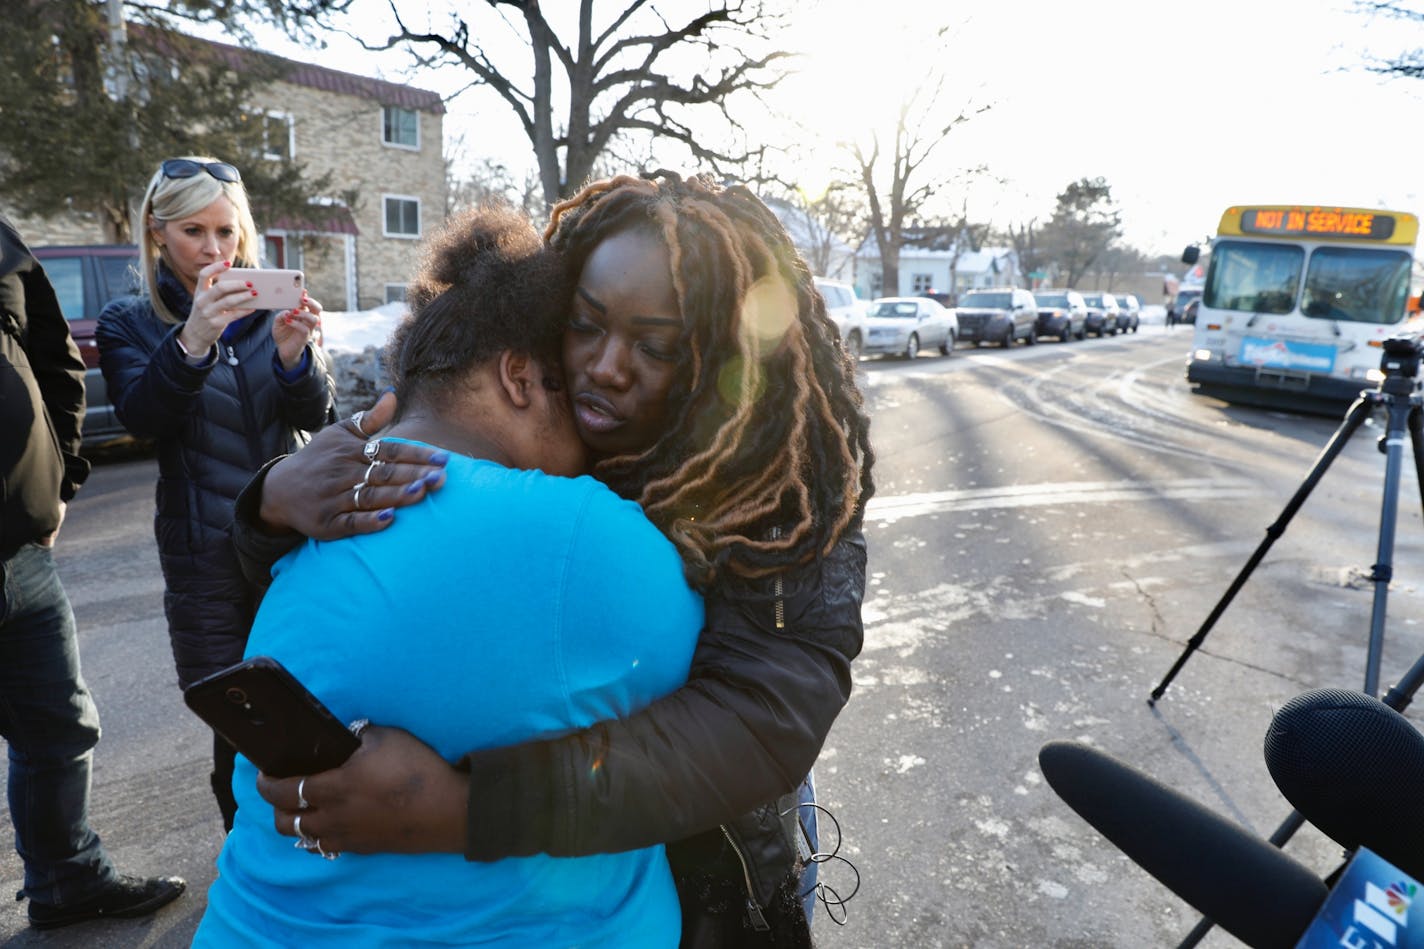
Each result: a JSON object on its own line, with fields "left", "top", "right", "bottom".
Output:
{"left": 97, "top": 266, "right": 335, "bottom": 686}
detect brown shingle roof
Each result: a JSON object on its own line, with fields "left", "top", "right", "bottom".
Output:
{"left": 131, "top": 24, "right": 445, "bottom": 115}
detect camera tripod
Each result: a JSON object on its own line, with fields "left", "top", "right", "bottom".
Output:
{"left": 1146, "top": 337, "right": 1424, "bottom": 947}
{"left": 1150, "top": 337, "right": 1424, "bottom": 703}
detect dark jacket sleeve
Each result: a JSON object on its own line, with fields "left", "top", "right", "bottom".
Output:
{"left": 275, "top": 343, "right": 336, "bottom": 432}
{"left": 95, "top": 299, "right": 216, "bottom": 440}
{"left": 23, "top": 255, "right": 89, "bottom": 500}
{"left": 230, "top": 457, "right": 303, "bottom": 589}
{"left": 461, "top": 530, "right": 867, "bottom": 860}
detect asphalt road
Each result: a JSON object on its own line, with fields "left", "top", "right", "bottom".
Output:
{"left": 2, "top": 318, "right": 1421, "bottom": 946}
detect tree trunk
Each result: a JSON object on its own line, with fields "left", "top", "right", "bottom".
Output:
{"left": 881, "top": 244, "right": 900, "bottom": 297}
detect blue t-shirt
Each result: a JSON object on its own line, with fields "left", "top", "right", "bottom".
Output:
{"left": 195, "top": 446, "right": 703, "bottom": 947}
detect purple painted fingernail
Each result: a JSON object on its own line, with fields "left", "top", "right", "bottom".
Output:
{"left": 428, "top": 451, "right": 449, "bottom": 465}
{"left": 377, "top": 509, "right": 394, "bottom": 522}
{"left": 403, "top": 482, "right": 423, "bottom": 495}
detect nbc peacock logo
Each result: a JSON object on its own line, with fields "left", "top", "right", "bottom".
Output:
{"left": 1385, "top": 880, "right": 1417, "bottom": 918}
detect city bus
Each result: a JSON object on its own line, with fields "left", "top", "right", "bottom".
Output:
{"left": 1184, "top": 204, "right": 1420, "bottom": 414}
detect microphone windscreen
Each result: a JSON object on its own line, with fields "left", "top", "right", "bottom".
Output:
{"left": 1040, "top": 740, "right": 1326, "bottom": 949}
{"left": 1264, "top": 687, "right": 1424, "bottom": 879}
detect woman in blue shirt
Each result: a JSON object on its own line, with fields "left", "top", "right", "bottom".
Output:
{"left": 196, "top": 205, "right": 702, "bottom": 946}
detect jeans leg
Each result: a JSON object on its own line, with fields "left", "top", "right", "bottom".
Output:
{"left": 798, "top": 770, "right": 819, "bottom": 924}
{"left": 0, "top": 545, "right": 116, "bottom": 904}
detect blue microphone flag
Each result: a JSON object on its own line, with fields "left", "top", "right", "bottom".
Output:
{"left": 1298, "top": 848, "right": 1423, "bottom": 948}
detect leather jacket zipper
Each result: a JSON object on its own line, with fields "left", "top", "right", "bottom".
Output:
{"left": 771, "top": 526, "right": 785, "bottom": 629}
{"left": 719, "top": 824, "right": 770, "bottom": 932}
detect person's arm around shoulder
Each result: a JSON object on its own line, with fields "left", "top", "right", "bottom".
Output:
{"left": 230, "top": 392, "right": 448, "bottom": 587}
{"left": 462, "top": 528, "right": 868, "bottom": 858}
{"left": 253, "top": 510, "right": 866, "bottom": 859}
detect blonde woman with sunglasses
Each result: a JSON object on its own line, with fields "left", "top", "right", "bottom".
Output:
{"left": 96, "top": 157, "right": 336, "bottom": 830}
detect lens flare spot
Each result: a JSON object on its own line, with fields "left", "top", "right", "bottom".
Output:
{"left": 716, "top": 354, "right": 771, "bottom": 407}
{"left": 739, "top": 275, "right": 796, "bottom": 357}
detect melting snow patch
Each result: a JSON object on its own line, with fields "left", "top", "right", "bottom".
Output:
{"left": 1037, "top": 879, "right": 1070, "bottom": 900}
{"left": 1060, "top": 591, "right": 1106, "bottom": 608}
{"left": 1076, "top": 864, "right": 1109, "bottom": 885}
{"left": 976, "top": 818, "right": 1010, "bottom": 838}
{"left": 863, "top": 621, "right": 929, "bottom": 653}
{"left": 891, "top": 754, "right": 925, "bottom": 774}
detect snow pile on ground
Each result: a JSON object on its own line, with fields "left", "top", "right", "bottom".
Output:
{"left": 319, "top": 301, "right": 407, "bottom": 354}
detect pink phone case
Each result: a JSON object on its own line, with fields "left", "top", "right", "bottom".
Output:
{"left": 225, "top": 268, "right": 304, "bottom": 311}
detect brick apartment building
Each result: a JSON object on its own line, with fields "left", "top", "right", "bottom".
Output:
{"left": 17, "top": 28, "right": 446, "bottom": 314}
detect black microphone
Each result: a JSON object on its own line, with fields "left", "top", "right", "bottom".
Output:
{"left": 1039, "top": 740, "right": 1327, "bottom": 949}
{"left": 1265, "top": 687, "right": 1424, "bottom": 880}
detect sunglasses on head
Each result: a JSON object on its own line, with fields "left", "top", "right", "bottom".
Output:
{"left": 160, "top": 159, "right": 242, "bottom": 183}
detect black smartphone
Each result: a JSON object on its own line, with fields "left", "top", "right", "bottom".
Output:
{"left": 183, "top": 656, "right": 361, "bottom": 778}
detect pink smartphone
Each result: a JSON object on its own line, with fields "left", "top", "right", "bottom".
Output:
{"left": 224, "top": 268, "right": 305, "bottom": 311}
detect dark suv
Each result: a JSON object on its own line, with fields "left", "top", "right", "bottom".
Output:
{"left": 33, "top": 245, "right": 141, "bottom": 448}
{"left": 1079, "top": 292, "right": 1121, "bottom": 337}
{"left": 954, "top": 287, "right": 1038, "bottom": 347}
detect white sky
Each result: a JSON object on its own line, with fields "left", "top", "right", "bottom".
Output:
{"left": 216, "top": 0, "right": 1424, "bottom": 257}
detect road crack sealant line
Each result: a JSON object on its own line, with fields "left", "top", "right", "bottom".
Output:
{"left": 1122, "top": 568, "right": 1167, "bottom": 638}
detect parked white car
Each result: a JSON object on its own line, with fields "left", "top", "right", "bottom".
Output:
{"left": 812, "top": 276, "right": 868, "bottom": 359}
{"left": 863, "top": 296, "right": 958, "bottom": 359}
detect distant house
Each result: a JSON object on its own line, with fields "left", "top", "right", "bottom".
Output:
{"left": 21, "top": 28, "right": 446, "bottom": 313}
{"left": 855, "top": 226, "right": 1021, "bottom": 301}
{"left": 764, "top": 197, "right": 857, "bottom": 281}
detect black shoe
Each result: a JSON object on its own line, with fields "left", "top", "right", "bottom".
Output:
{"left": 28, "top": 874, "right": 186, "bottom": 930}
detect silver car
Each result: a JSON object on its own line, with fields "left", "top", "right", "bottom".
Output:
{"left": 863, "top": 296, "right": 958, "bottom": 359}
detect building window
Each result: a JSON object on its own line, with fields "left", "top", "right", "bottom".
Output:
{"left": 383, "top": 195, "right": 421, "bottom": 238}
{"left": 382, "top": 106, "right": 419, "bottom": 149}
{"left": 869, "top": 273, "right": 883, "bottom": 297}
{"left": 263, "top": 234, "right": 304, "bottom": 271}
{"left": 260, "top": 112, "right": 294, "bottom": 161}
{"left": 384, "top": 284, "right": 408, "bottom": 305}
{"left": 912, "top": 273, "right": 933, "bottom": 293}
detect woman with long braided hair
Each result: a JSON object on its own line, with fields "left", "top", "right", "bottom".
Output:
{"left": 236, "top": 171, "right": 873, "bottom": 946}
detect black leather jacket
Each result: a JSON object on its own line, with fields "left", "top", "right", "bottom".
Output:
{"left": 232, "top": 470, "right": 866, "bottom": 930}
{"left": 462, "top": 532, "right": 866, "bottom": 909}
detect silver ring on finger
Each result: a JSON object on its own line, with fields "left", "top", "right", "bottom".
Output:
{"left": 293, "top": 814, "right": 317, "bottom": 850}
{"left": 352, "top": 480, "right": 368, "bottom": 509}
{"left": 362, "top": 439, "right": 381, "bottom": 462}
{"left": 364, "top": 459, "right": 384, "bottom": 484}
{"left": 297, "top": 777, "right": 310, "bottom": 811}
{"left": 350, "top": 410, "right": 370, "bottom": 438}
{"left": 314, "top": 837, "right": 340, "bottom": 860}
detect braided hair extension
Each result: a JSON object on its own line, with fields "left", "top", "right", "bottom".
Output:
{"left": 545, "top": 171, "right": 875, "bottom": 587}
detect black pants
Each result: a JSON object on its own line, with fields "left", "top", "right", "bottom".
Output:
{"left": 210, "top": 731, "right": 238, "bottom": 832}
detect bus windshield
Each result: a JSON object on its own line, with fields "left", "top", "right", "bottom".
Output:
{"left": 1300, "top": 246, "right": 1411, "bottom": 325}
{"left": 1202, "top": 240, "right": 1302, "bottom": 315}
